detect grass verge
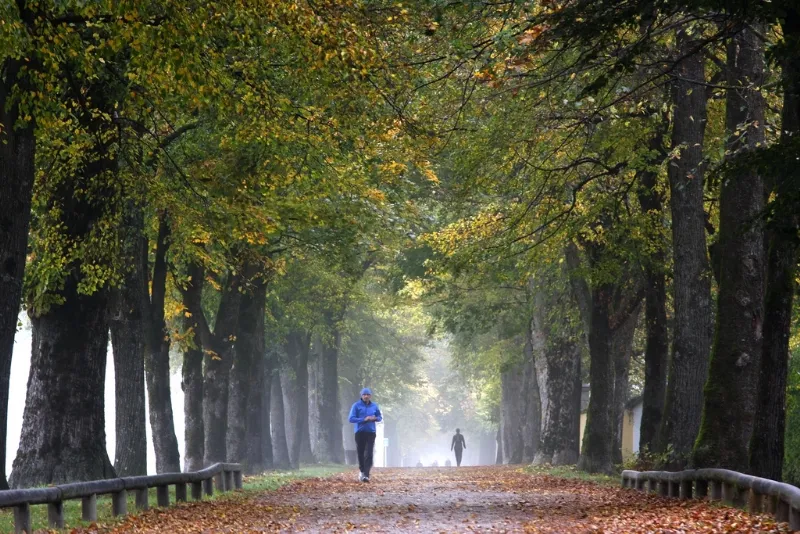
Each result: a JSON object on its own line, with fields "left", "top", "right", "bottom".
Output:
{"left": 522, "top": 464, "right": 621, "bottom": 487}
{"left": 0, "top": 464, "right": 349, "bottom": 533}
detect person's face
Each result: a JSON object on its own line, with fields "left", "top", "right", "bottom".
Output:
{"left": 361, "top": 393, "right": 372, "bottom": 403}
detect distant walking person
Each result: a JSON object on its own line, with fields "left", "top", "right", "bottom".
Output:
{"left": 451, "top": 428, "right": 466, "bottom": 466}
{"left": 348, "top": 387, "right": 382, "bottom": 482}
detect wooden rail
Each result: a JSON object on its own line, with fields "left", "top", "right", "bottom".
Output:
{"left": 0, "top": 462, "right": 243, "bottom": 534}
{"left": 622, "top": 468, "right": 800, "bottom": 530}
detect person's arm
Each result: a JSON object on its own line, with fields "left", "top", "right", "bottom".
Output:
{"left": 348, "top": 403, "right": 363, "bottom": 424}
{"left": 462, "top": 436, "right": 466, "bottom": 449}
{"left": 374, "top": 405, "right": 383, "bottom": 423}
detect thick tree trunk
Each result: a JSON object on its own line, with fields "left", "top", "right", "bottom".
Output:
{"left": 182, "top": 265, "right": 242, "bottom": 467}
{"left": 638, "top": 266, "right": 669, "bottom": 453}
{"left": 521, "top": 334, "right": 541, "bottom": 464}
{"left": 531, "top": 270, "right": 583, "bottom": 466}
{"left": 635, "top": 129, "right": 670, "bottom": 453}
{"left": 611, "top": 305, "right": 640, "bottom": 465}
{"left": 657, "top": 30, "right": 713, "bottom": 468}
{"left": 260, "top": 355, "right": 275, "bottom": 470}
{"left": 533, "top": 338, "right": 582, "bottom": 466}
{"left": 577, "top": 285, "right": 615, "bottom": 474}
{"left": 181, "top": 270, "right": 205, "bottom": 473}
{"left": 308, "top": 349, "right": 322, "bottom": 459}
{"left": 10, "top": 78, "right": 119, "bottom": 487}
{"left": 750, "top": 10, "right": 800, "bottom": 481}
{"left": 145, "top": 216, "right": 180, "bottom": 473}
{"left": 228, "top": 270, "right": 266, "bottom": 465}
{"left": 285, "top": 332, "right": 315, "bottom": 465}
{"left": 280, "top": 369, "right": 300, "bottom": 468}
{"left": 270, "top": 372, "right": 292, "bottom": 469}
{"left": 109, "top": 212, "right": 148, "bottom": 476}
{"left": 244, "top": 340, "right": 269, "bottom": 474}
{"left": 11, "top": 288, "right": 115, "bottom": 487}
{"left": 501, "top": 365, "right": 525, "bottom": 464}
{"left": 317, "top": 328, "right": 345, "bottom": 463}
{"left": 0, "top": 57, "right": 37, "bottom": 490}
{"left": 693, "top": 24, "right": 767, "bottom": 471}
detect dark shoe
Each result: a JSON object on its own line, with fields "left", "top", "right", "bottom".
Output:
{"left": 363, "top": 475, "right": 370, "bottom": 482}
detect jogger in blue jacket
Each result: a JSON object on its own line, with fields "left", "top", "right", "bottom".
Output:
{"left": 348, "top": 387, "right": 382, "bottom": 482}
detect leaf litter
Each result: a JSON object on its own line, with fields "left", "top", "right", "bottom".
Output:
{"left": 64, "top": 466, "right": 794, "bottom": 533}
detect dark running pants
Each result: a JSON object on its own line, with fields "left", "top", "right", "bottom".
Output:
{"left": 355, "top": 431, "right": 376, "bottom": 476}
{"left": 454, "top": 448, "right": 463, "bottom": 466}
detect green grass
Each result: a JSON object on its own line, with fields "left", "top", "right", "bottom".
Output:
{"left": 0, "top": 464, "right": 350, "bottom": 533}
{"left": 522, "top": 464, "right": 621, "bottom": 487}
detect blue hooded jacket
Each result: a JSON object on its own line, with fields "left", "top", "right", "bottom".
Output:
{"left": 348, "top": 398, "right": 382, "bottom": 433}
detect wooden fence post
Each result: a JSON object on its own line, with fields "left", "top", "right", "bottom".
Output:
{"left": 82, "top": 494, "right": 98, "bottom": 521}
{"left": 136, "top": 488, "right": 149, "bottom": 510}
{"left": 112, "top": 489, "right": 128, "bottom": 517}
{"left": 176, "top": 482, "right": 187, "bottom": 502}
{"left": 157, "top": 485, "right": 169, "bottom": 507}
{"left": 14, "top": 503, "right": 30, "bottom": 534}
{"left": 48, "top": 501, "right": 64, "bottom": 528}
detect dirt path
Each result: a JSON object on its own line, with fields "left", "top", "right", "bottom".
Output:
{"left": 84, "top": 466, "right": 793, "bottom": 533}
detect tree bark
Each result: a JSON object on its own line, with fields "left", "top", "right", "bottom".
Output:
{"left": 577, "top": 284, "right": 615, "bottom": 474}
{"left": 657, "top": 29, "right": 713, "bottom": 468}
{"left": 270, "top": 371, "right": 292, "bottom": 469}
{"left": 109, "top": 206, "right": 148, "bottom": 476}
{"left": 636, "top": 127, "right": 670, "bottom": 454}
{"left": 521, "top": 333, "right": 541, "bottom": 464}
{"left": 280, "top": 368, "right": 300, "bottom": 469}
{"left": 750, "top": 9, "right": 800, "bottom": 481}
{"left": 10, "top": 74, "right": 118, "bottom": 487}
{"left": 0, "top": 56, "right": 36, "bottom": 490}
{"left": 308, "top": 347, "right": 322, "bottom": 460}
{"left": 145, "top": 216, "right": 180, "bottom": 473}
{"left": 316, "top": 324, "right": 345, "bottom": 463}
{"left": 532, "top": 311, "right": 582, "bottom": 468}
{"left": 495, "top": 426, "right": 503, "bottom": 465}
{"left": 11, "top": 287, "right": 115, "bottom": 487}
{"left": 228, "top": 267, "right": 266, "bottom": 465}
{"left": 501, "top": 365, "right": 525, "bottom": 464}
{"left": 181, "top": 266, "right": 204, "bottom": 473}
{"left": 281, "top": 332, "right": 315, "bottom": 466}
{"left": 693, "top": 24, "right": 767, "bottom": 471}
{"left": 611, "top": 304, "right": 641, "bottom": 465}
{"left": 182, "top": 263, "right": 242, "bottom": 466}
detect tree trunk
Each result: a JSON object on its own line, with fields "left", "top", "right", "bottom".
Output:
{"left": 260, "top": 354, "right": 275, "bottom": 470}
{"left": 533, "top": 336, "right": 582, "bottom": 466}
{"left": 611, "top": 304, "right": 641, "bottom": 465}
{"left": 270, "top": 371, "right": 292, "bottom": 469}
{"left": 228, "top": 270, "right": 266, "bottom": 465}
{"left": 693, "top": 23, "right": 767, "bottom": 471}
{"left": 10, "top": 78, "right": 118, "bottom": 486}
{"left": 285, "top": 332, "right": 315, "bottom": 465}
{"left": 181, "top": 269, "right": 205, "bottom": 473}
{"left": 280, "top": 368, "right": 300, "bottom": 468}
{"left": 657, "top": 29, "right": 713, "bottom": 467}
{"left": 11, "top": 288, "right": 115, "bottom": 487}
{"left": 577, "top": 285, "right": 615, "bottom": 474}
{"left": 145, "top": 216, "right": 180, "bottom": 473}
{"left": 521, "top": 334, "right": 541, "bottom": 464}
{"left": 109, "top": 210, "right": 148, "bottom": 476}
{"left": 182, "top": 265, "right": 242, "bottom": 467}
{"left": 0, "top": 57, "right": 37, "bottom": 490}
{"left": 750, "top": 10, "right": 800, "bottom": 481}
{"left": 501, "top": 365, "right": 525, "bottom": 464}
{"left": 495, "top": 426, "right": 503, "bottom": 465}
{"left": 308, "top": 348, "right": 322, "bottom": 460}
{"left": 317, "top": 328, "right": 345, "bottom": 463}
{"left": 636, "top": 131, "right": 670, "bottom": 454}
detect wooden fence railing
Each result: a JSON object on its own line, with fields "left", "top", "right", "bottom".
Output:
{"left": 0, "top": 462, "right": 243, "bottom": 534}
{"left": 622, "top": 468, "right": 800, "bottom": 530}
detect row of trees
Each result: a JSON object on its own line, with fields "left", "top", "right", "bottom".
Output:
{"left": 0, "top": 0, "right": 438, "bottom": 489}
{"left": 406, "top": 0, "right": 799, "bottom": 478}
